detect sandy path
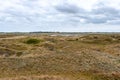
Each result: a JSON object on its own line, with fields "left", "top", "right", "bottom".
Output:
{"left": 0, "top": 36, "right": 27, "bottom": 40}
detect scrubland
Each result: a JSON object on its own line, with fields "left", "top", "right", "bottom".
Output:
{"left": 0, "top": 33, "right": 120, "bottom": 80}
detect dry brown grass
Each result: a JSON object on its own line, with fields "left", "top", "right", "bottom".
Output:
{"left": 0, "top": 33, "right": 120, "bottom": 80}
{"left": 0, "top": 75, "right": 69, "bottom": 80}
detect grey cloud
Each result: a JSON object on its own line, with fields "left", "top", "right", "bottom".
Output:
{"left": 107, "top": 19, "right": 120, "bottom": 25}
{"left": 93, "top": 7, "right": 119, "bottom": 15}
{"left": 86, "top": 18, "right": 107, "bottom": 24}
{"left": 55, "top": 2, "right": 120, "bottom": 25}
{"left": 90, "top": 6, "right": 120, "bottom": 24}
{"left": 55, "top": 3, "right": 85, "bottom": 14}
{"left": 92, "top": 7, "right": 120, "bottom": 19}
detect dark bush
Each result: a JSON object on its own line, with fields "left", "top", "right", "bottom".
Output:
{"left": 25, "top": 38, "right": 41, "bottom": 44}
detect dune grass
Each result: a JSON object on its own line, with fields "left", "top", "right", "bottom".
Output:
{"left": 0, "top": 33, "right": 120, "bottom": 80}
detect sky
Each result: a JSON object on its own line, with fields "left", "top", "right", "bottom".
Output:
{"left": 0, "top": 0, "right": 120, "bottom": 32}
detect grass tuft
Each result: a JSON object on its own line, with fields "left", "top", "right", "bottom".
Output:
{"left": 24, "top": 38, "right": 41, "bottom": 44}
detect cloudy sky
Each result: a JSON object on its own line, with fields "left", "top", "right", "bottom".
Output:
{"left": 0, "top": 0, "right": 120, "bottom": 32}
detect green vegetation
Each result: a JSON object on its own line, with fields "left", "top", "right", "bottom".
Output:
{"left": 24, "top": 38, "right": 41, "bottom": 44}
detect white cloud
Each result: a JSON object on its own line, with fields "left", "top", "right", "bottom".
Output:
{"left": 0, "top": 0, "right": 120, "bottom": 32}
{"left": 67, "top": 0, "right": 98, "bottom": 10}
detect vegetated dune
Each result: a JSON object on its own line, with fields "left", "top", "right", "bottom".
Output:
{"left": 0, "top": 33, "right": 120, "bottom": 80}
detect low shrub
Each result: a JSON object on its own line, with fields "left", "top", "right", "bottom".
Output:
{"left": 25, "top": 38, "right": 41, "bottom": 44}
